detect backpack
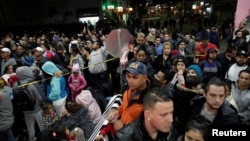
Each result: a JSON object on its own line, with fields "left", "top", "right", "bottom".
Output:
{"left": 13, "top": 81, "right": 36, "bottom": 111}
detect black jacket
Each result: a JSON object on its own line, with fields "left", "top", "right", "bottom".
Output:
{"left": 61, "top": 108, "right": 94, "bottom": 139}
{"left": 188, "top": 96, "right": 240, "bottom": 126}
{"left": 113, "top": 115, "right": 178, "bottom": 141}
{"left": 173, "top": 84, "right": 204, "bottom": 134}
{"left": 216, "top": 52, "right": 235, "bottom": 79}
{"left": 153, "top": 54, "right": 172, "bottom": 73}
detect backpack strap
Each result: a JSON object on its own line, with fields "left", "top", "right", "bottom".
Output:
{"left": 17, "top": 80, "right": 21, "bottom": 86}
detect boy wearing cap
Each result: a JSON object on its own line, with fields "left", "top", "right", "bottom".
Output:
{"left": 170, "top": 56, "right": 189, "bottom": 86}
{"left": 108, "top": 61, "right": 152, "bottom": 131}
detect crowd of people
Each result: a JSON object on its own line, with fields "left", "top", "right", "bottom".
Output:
{"left": 0, "top": 16, "right": 250, "bottom": 141}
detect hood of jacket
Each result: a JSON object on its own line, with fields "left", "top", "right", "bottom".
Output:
{"left": 75, "top": 90, "right": 95, "bottom": 107}
{"left": 176, "top": 83, "right": 204, "bottom": 95}
{"left": 16, "top": 66, "right": 34, "bottom": 84}
{"left": 41, "top": 61, "right": 59, "bottom": 76}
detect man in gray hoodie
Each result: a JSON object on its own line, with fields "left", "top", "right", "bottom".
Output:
{"left": 15, "top": 66, "right": 44, "bottom": 141}
{"left": 0, "top": 78, "right": 16, "bottom": 141}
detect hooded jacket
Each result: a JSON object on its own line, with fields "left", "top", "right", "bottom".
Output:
{"left": 61, "top": 108, "right": 94, "bottom": 139}
{"left": 75, "top": 90, "right": 101, "bottom": 124}
{"left": 42, "top": 61, "right": 67, "bottom": 102}
{"left": 15, "top": 66, "right": 43, "bottom": 113}
{"left": 0, "top": 87, "right": 14, "bottom": 131}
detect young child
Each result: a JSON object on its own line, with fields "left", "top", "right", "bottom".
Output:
{"left": 42, "top": 103, "right": 58, "bottom": 130}
{"left": 68, "top": 63, "right": 87, "bottom": 102}
{"left": 95, "top": 110, "right": 120, "bottom": 141}
{"left": 171, "top": 56, "right": 189, "bottom": 85}
{"left": 2, "top": 64, "right": 17, "bottom": 87}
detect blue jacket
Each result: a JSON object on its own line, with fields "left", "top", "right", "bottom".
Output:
{"left": 42, "top": 61, "right": 67, "bottom": 102}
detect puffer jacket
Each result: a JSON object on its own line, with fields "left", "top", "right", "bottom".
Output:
{"left": 75, "top": 90, "right": 101, "bottom": 124}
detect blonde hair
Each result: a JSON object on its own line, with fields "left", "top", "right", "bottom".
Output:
{"left": 137, "top": 32, "right": 145, "bottom": 38}
{"left": 163, "top": 41, "right": 173, "bottom": 49}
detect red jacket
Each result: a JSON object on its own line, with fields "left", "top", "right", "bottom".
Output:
{"left": 99, "top": 123, "right": 116, "bottom": 136}
{"left": 196, "top": 42, "right": 217, "bottom": 61}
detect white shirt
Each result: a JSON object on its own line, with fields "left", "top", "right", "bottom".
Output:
{"left": 225, "top": 63, "right": 248, "bottom": 82}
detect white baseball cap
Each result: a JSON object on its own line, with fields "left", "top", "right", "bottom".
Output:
{"left": 1, "top": 47, "right": 11, "bottom": 53}
{"left": 35, "top": 47, "right": 43, "bottom": 52}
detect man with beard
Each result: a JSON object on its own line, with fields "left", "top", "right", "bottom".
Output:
{"left": 235, "top": 20, "right": 250, "bottom": 41}
{"left": 187, "top": 77, "right": 239, "bottom": 127}
{"left": 225, "top": 49, "right": 249, "bottom": 83}
{"left": 231, "top": 31, "right": 248, "bottom": 52}
{"left": 15, "top": 43, "right": 27, "bottom": 67}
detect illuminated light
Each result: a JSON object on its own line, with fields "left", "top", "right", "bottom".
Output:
{"left": 107, "top": 5, "right": 114, "bottom": 10}
{"left": 200, "top": 1, "right": 204, "bottom": 6}
{"left": 79, "top": 17, "right": 99, "bottom": 26}
{"left": 192, "top": 4, "right": 197, "bottom": 10}
{"left": 117, "top": 6, "right": 123, "bottom": 12}
{"left": 206, "top": 7, "right": 211, "bottom": 13}
{"left": 128, "top": 7, "right": 133, "bottom": 12}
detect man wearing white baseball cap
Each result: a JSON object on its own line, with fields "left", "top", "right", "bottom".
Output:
{"left": 33, "top": 46, "right": 48, "bottom": 68}
{"left": 1, "top": 47, "right": 11, "bottom": 53}
{"left": 0, "top": 47, "right": 17, "bottom": 75}
{"left": 35, "top": 47, "right": 44, "bottom": 52}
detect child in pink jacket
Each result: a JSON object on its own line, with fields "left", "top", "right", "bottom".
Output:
{"left": 68, "top": 63, "right": 87, "bottom": 102}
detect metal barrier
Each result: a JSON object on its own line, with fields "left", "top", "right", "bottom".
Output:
{"left": 88, "top": 94, "right": 122, "bottom": 141}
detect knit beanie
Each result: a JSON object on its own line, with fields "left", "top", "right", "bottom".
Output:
{"left": 187, "top": 64, "right": 202, "bottom": 78}
{"left": 23, "top": 55, "right": 35, "bottom": 66}
{"left": 72, "top": 63, "right": 80, "bottom": 73}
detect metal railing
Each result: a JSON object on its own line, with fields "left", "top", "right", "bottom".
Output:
{"left": 88, "top": 94, "right": 122, "bottom": 141}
